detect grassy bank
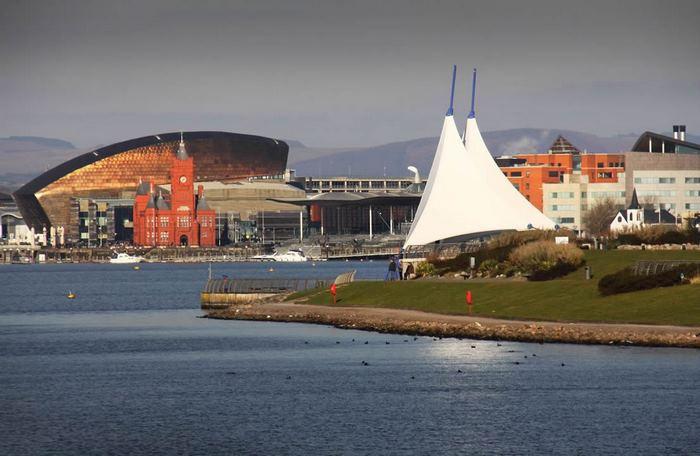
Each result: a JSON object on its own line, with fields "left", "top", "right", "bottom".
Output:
{"left": 291, "top": 250, "right": 700, "bottom": 326}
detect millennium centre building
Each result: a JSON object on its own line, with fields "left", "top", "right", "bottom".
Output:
{"left": 13, "top": 131, "right": 288, "bottom": 244}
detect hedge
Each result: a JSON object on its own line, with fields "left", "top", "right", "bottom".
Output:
{"left": 598, "top": 263, "right": 700, "bottom": 296}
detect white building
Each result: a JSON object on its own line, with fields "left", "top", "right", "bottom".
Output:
{"left": 543, "top": 153, "right": 700, "bottom": 233}
{"left": 543, "top": 173, "right": 626, "bottom": 231}
{"left": 610, "top": 189, "right": 677, "bottom": 232}
{"left": 628, "top": 169, "right": 700, "bottom": 216}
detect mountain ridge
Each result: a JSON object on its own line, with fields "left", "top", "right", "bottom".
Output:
{"left": 2, "top": 130, "right": 698, "bottom": 189}
{"left": 288, "top": 129, "right": 700, "bottom": 177}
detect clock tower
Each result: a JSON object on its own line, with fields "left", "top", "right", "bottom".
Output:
{"left": 171, "top": 132, "right": 196, "bottom": 245}
{"left": 132, "top": 132, "right": 215, "bottom": 247}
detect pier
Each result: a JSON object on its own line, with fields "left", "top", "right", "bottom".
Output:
{"left": 201, "top": 270, "right": 356, "bottom": 310}
{"left": 1, "top": 245, "right": 40, "bottom": 264}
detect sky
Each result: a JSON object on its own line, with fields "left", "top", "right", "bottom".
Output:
{"left": 1, "top": 0, "right": 699, "bottom": 148}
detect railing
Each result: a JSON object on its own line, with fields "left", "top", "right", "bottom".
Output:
{"left": 402, "top": 241, "right": 484, "bottom": 259}
{"left": 202, "top": 270, "right": 357, "bottom": 294}
{"left": 334, "top": 270, "right": 356, "bottom": 285}
{"left": 324, "top": 247, "right": 399, "bottom": 258}
{"left": 632, "top": 260, "right": 700, "bottom": 276}
{"left": 203, "top": 278, "right": 331, "bottom": 294}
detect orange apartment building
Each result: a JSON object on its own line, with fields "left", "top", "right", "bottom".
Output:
{"left": 497, "top": 136, "right": 624, "bottom": 211}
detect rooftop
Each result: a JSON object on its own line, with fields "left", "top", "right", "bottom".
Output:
{"left": 631, "top": 131, "right": 700, "bottom": 155}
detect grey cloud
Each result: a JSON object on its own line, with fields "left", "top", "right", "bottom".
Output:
{"left": 1, "top": 0, "right": 699, "bottom": 148}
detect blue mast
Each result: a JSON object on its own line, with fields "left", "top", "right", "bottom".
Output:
{"left": 446, "top": 65, "right": 457, "bottom": 116}
{"left": 468, "top": 68, "right": 477, "bottom": 119}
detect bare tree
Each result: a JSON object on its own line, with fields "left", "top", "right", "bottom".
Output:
{"left": 640, "top": 195, "right": 658, "bottom": 210}
{"left": 582, "top": 198, "right": 620, "bottom": 236}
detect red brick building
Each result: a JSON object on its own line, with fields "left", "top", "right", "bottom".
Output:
{"left": 498, "top": 136, "right": 624, "bottom": 211}
{"left": 133, "top": 135, "right": 216, "bottom": 247}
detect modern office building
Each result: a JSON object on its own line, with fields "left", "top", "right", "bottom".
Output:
{"left": 302, "top": 176, "right": 420, "bottom": 194}
{"left": 630, "top": 125, "right": 699, "bottom": 154}
{"left": 170, "top": 180, "right": 308, "bottom": 243}
{"left": 13, "top": 131, "right": 288, "bottom": 245}
{"left": 531, "top": 130, "right": 700, "bottom": 232}
{"left": 542, "top": 174, "right": 627, "bottom": 230}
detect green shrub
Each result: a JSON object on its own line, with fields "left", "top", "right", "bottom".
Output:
{"left": 497, "top": 261, "right": 519, "bottom": 277}
{"left": 415, "top": 261, "right": 437, "bottom": 278}
{"left": 431, "top": 229, "right": 572, "bottom": 273}
{"left": 656, "top": 230, "right": 690, "bottom": 245}
{"left": 508, "top": 241, "right": 584, "bottom": 281}
{"left": 598, "top": 263, "right": 700, "bottom": 296}
{"left": 614, "top": 226, "right": 700, "bottom": 245}
{"left": 616, "top": 232, "right": 643, "bottom": 245}
{"left": 478, "top": 259, "right": 499, "bottom": 276}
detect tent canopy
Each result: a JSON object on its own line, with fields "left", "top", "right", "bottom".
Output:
{"left": 403, "top": 69, "right": 555, "bottom": 248}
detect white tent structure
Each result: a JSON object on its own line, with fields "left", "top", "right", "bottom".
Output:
{"left": 403, "top": 67, "right": 555, "bottom": 248}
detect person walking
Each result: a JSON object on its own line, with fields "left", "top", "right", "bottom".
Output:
{"left": 395, "top": 256, "right": 403, "bottom": 280}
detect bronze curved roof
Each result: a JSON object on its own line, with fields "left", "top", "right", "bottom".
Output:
{"left": 14, "top": 131, "right": 288, "bottom": 231}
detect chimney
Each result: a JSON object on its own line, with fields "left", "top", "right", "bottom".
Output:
{"left": 680, "top": 125, "right": 686, "bottom": 142}
{"left": 673, "top": 125, "right": 679, "bottom": 139}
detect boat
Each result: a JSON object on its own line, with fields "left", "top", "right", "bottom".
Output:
{"left": 251, "top": 249, "right": 308, "bottom": 262}
{"left": 109, "top": 253, "right": 144, "bottom": 264}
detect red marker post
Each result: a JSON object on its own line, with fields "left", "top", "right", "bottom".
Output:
{"left": 330, "top": 283, "right": 337, "bottom": 305}
{"left": 466, "top": 290, "right": 473, "bottom": 315}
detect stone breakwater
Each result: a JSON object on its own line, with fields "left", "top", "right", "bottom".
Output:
{"left": 206, "top": 302, "right": 700, "bottom": 349}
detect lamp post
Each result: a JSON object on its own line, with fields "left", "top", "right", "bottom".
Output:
{"left": 261, "top": 210, "right": 265, "bottom": 244}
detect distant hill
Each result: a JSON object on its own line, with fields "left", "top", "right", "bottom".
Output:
{"left": 2, "top": 130, "right": 698, "bottom": 190}
{"left": 289, "top": 129, "right": 700, "bottom": 178}
{"left": 0, "top": 136, "right": 82, "bottom": 190}
{"left": 1, "top": 136, "right": 75, "bottom": 150}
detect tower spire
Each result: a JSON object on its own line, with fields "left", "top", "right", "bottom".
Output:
{"left": 468, "top": 68, "right": 477, "bottom": 119}
{"left": 446, "top": 65, "right": 457, "bottom": 116}
{"left": 176, "top": 131, "right": 189, "bottom": 160}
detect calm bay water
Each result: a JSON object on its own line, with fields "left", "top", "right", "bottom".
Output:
{"left": 1, "top": 262, "right": 699, "bottom": 455}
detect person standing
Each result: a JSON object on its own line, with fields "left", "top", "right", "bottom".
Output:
{"left": 404, "top": 262, "right": 415, "bottom": 280}
{"left": 395, "top": 256, "right": 403, "bottom": 280}
{"left": 386, "top": 257, "right": 397, "bottom": 281}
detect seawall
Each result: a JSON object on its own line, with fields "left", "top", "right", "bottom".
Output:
{"left": 206, "top": 302, "right": 700, "bottom": 349}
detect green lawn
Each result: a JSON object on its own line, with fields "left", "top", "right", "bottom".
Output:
{"left": 291, "top": 250, "right": 700, "bottom": 326}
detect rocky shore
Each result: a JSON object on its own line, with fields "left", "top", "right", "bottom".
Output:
{"left": 206, "top": 301, "right": 700, "bottom": 349}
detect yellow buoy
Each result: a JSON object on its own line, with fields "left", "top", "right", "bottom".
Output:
{"left": 67, "top": 291, "right": 76, "bottom": 299}
{"left": 133, "top": 265, "right": 140, "bottom": 270}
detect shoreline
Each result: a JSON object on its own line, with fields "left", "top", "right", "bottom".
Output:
{"left": 206, "top": 302, "right": 700, "bottom": 349}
